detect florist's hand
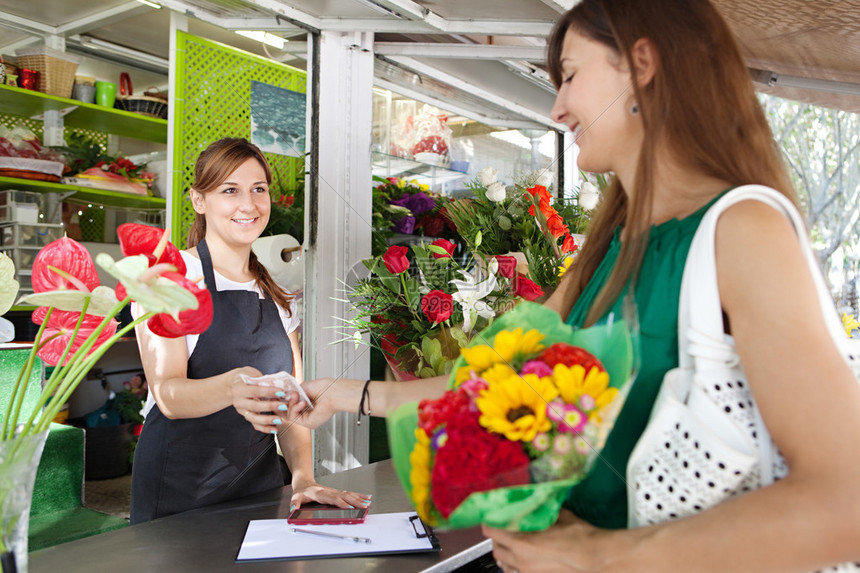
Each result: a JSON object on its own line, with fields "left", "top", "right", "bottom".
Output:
{"left": 283, "top": 377, "right": 338, "bottom": 429}
{"left": 230, "top": 366, "right": 289, "bottom": 434}
{"left": 483, "top": 509, "right": 622, "bottom": 573}
{"left": 290, "top": 480, "right": 372, "bottom": 511}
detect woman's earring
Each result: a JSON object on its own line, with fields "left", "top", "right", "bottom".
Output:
{"left": 630, "top": 103, "right": 639, "bottom": 115}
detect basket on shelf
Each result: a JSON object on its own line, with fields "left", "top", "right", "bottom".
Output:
{"left": 115, "top": 74, "right": 168, "bottom": 119}
{"left": 15, "top": 46, "right": 80, "bottom": 98}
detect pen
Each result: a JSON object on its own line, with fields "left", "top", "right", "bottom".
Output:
{"left": 290, "top": 527, "right": 371, "bottom": 544}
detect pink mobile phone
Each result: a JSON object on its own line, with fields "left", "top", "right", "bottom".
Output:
{"left": 287, "top": 505, "right": 368, "bottom": 525}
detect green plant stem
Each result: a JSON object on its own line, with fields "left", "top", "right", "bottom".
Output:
{"left": 2, "top": 310, "right": 52, "bottom": 441}
{"left": 35, "top": 310, "right": 153, "bottom": 434}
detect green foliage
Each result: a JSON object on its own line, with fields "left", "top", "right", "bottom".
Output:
{"left": 50, "top": 132, "right": 110, "bottom": 173}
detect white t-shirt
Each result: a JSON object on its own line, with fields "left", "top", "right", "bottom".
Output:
{"left": 141, "top": 250, "right": 300, "bottom": 417}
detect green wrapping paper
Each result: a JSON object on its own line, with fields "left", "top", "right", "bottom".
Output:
{"left": 388, "top": 302, "right": 636, "bottom": 531}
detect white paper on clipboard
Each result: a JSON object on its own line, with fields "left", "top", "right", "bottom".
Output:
{"left": 236, "top": 511, "right": 438, "bottom": 562}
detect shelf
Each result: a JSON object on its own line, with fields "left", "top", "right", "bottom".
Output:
{"left": 0, "top": 176, "right": 166, "bottom": 210}
{"left": 372, "top": 151, "right": 468, "bottom": 186}
{"left": 0, "top": 84, "right": 167, "bottom": 143}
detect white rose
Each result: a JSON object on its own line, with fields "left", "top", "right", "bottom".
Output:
{"left": 578, "top": 181, "right": 600, "bottom": 211}
{"left": 535, "top": 170, "right": 554, "bottom": 188}
{"left": 486, "top": 181, "right": 507, "bottom": 202}
{"left": 477, "top": 167, "right": 499, "bottom": 186}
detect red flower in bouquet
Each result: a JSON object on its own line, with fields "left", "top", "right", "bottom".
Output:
{"left": 114, "top": 224, "right": 213, "bottom": 338}
{"left": 514, "top": 274, "right": 544, "bottom": 301}
{"left": 494, "top": 255, "right": 517, "bottom": 279}
{"left": 32, "top": 307, "right": 117, "bottom": 366}
{"left": 421, "top": 289, "right": 454, "bottom": 324}
{"left": 32, "top": 237, "right": 99, "bottom": 293}
{"left": 382, "top": 245, "right": 410, "bottom": 274}
{"left": 546, "top": 214, "right": 569, "bottom": 239}
{"left": 401, "top": 309, "right": 633, "bottom": 529}
{"left": 143, "top": 271, "right": 213, "bottom": 338}
{"left": 429, "top": 239, "right": 455, "bottom": 259}
{"left": 117, "top": 223, "right": 186, "bottom": 273}
{"left": 431, "top": 405, "right": 530, "bottom": 518}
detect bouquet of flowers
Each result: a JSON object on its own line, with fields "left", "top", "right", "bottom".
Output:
{"left": 372, "top": 176, "right": 457, "bottom": 256}
{"left": 387, "top": 302, "right": 635, "bottom": 530}
{"left": 446, "top": 168, "right": 587, "bottom": 293}
{"left": 1, "top": 223, "right": 211, "bottom": 568}
{"left": 340, "top": 240, "right": 543, "bottom": 380}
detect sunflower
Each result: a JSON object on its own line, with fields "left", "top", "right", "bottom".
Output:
{"left": 551, "top": 363, "right": 617, "bottom": 415}
{"left": 460, "top": 328, "right": 545, "bottom": 373}
{"left": 409, "top": 428, "right": 436, "bottom": 524}
{"left": 476, "top": 373, "right": 558, "bottom": 442}
{"left": 481, "top": 363, "right": 518, "bottom": 384}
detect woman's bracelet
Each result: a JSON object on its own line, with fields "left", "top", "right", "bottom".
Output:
{"left": 357, "top": 379, "right": 372, "bottom": 425}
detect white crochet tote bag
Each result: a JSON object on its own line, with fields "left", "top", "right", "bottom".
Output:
{"left": 626, "top": 185, "right": 860, "bottom": 571}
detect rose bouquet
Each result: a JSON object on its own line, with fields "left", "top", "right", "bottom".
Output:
{"left": 340, "top": 240, "right": 543, "bottom": 380}
{"left": 387, "top": 302, "right": 635, "bottom": 531}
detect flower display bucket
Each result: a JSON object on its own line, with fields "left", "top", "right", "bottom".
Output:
{"left": 0, "top": 430, "right": 49, "bottom": 573}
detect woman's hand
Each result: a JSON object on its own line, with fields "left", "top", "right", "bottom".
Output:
{"left": 284, "top": 377, "right": 339, "bottom": 429}
{"left": 229, "top": 366, "right": 290, "bottom": 434}
{"left": 289, "top": 479, "right": 372, "bottom": 511}
{"left": 483, "top": 510, "right": 626, "bottom": 573}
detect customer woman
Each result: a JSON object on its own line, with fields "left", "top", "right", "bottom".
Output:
{"left": 289, "top": 0, "right": 860, "bottom": 570}
{"left": 130, "top": 138, "right": 369, "bottom": 524}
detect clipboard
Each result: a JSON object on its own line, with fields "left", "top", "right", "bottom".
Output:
{"left": 236, "top": 511, "right": 440, "bottom": 562}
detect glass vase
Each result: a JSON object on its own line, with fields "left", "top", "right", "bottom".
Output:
{"left": 0, "top": 431, "right": 48, "bottom": 573}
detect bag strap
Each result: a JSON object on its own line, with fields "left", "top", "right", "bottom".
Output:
{"left": 678, "top": 184, "right": 844, "bottom": 370}
{"left": 678, "top": 184, "right": 845, "bottom": 484}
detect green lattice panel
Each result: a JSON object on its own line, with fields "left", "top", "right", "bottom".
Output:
{"left": 172, "top": 31, "right": 307, "bottom": 248}
{"left": 0, "top": 112, "right": 108, "bottom": 151}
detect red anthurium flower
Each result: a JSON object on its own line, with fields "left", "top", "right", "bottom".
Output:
{"left": 430, "top": 239, "right": 456, "bottom": 259}
{"left": 32, "top": 237, "right": 99, "bottom": 293}
{"left": 145, "top": 272, "right": 213, "bottom": 338}
{"left": 32, "top": 308, "right": 118, "bottom": 366}
{"left": 116, "top": 223, "right": 186, "bottom": 276}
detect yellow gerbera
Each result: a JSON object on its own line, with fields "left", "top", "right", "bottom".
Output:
{"left": 481, "top": 363, "right": 518, "bottom": 384}
{"left": 552, "top": 363, "right": 615, "bottom": 409}
{"left": 492, "top": 328, "right": 546, "bottom": 363}
{"left": 409, "top": 428, "right": 435, "bottom": 524}
{"left": 476, "top": 373, "right": 558, "bottom": 442}
{"left": 558, "top": 255, "right": 575, "bottom": 278}
{"left": 843, "top": 312, "right": 860, "bottom": 338}
{"left": 454, "top": 366, "right": 474, "bottom": 386}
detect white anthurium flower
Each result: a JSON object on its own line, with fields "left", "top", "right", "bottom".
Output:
{"left": 450, "top": 259, "right": 498, "bottom": 333}
{"left": 535, "top": 169, "right": 554, "bottom": 188}
{"left": 578, "top": 181, "right": 601, "bottom": 211}
{"left": 486, "top": 181, "right": 507, "bottom": 202}
{"left": 477, "top": 166, "right": 499, "bottom": 186}
{"left": 17, "top": 285, "right": 120, "bottom": 317}
{"left": 96, "top": 253, "right": 198, "bottom": 319}
{"left": 0, "top": 251, "right": 19, "bottom": 315}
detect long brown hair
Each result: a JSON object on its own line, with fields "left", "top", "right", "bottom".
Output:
{"left": 187, "top": 137, "right": 294, "bottom": 316}
{"left": 548, "top": 0, "right": 797, "bottom": 325}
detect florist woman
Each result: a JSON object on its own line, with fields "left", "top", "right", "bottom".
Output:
{"left": 288, "top": 0, "right": 860, "bottom": 570}
{"left": 130, "top": 138, "right": 369, "bottom": 523}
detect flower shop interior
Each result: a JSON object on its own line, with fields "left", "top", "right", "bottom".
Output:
{"left": 0, "top": 0, "right": 859, "bottom": 571}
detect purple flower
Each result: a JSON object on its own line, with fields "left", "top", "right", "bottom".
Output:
{"left": 392, "top": 215, "right": 416, "bottom": 234}
{"left": 391, "top": 192, "right": 436, "bottom": 216}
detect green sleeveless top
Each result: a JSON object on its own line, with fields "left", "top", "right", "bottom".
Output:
{"left": 564, "top": 196, "right": 721, "bottom": 529}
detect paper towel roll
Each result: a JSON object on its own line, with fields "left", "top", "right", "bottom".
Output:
{"left": 252, "top": 234, "right": 303, "bottom": 293}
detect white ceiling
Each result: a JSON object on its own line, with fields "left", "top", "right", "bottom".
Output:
{"left": 0, "top": 0, "right": 858, "bottom": 128}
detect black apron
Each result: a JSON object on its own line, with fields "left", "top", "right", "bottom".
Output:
{"left": 130, "top": 238, "right": 292, "bottom": 524}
